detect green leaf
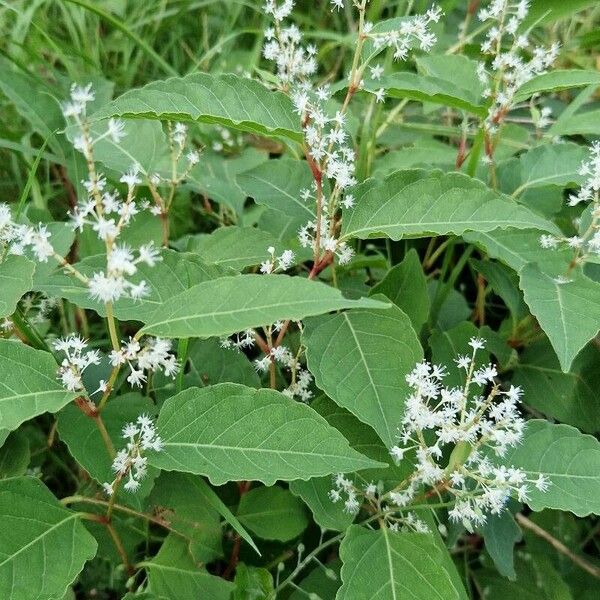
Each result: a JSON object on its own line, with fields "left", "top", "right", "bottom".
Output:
{"left": 183, "top": 226, "right": 281, "bottom": 271}
{"left": 338, "top": 526, "right": 466, "bottom": 599}
{"left": 0, "top": 477, "right": 97, "bottom": 600}
{"left": 185, "top": 338, "right": 260, "bottom": 389}
{"left": 373, "top": 71, "right": 486, "bottom": 116}
{"left": 501, "top": 420, "right": 600, "bottom": 516}
{"left": 519, "top": 264, "right": 600, "bottom": 371}
{"left": 503, "top": 143, "right": 588, "bottom": 197}
{"left": 0, "top": 255, "right": 35, "bottom": 318}
{"left": 233, "top": 563, "right": 275, "bottom": 600}
{"left": 464, "top": 228, "right": 570, "bottom": 272}
{"left": 369, "top": 249, "right": 430, "bottom": 330}
{"left": 523, "top": 0, "right": 598, "bottom": 26}
{"left": 188, "top": 148, "right": 269, "bottom": 214}
{"left": 0, "top": 340, "right": 76, "bottom": 432}
{"left": 0, "top": 431, "right": 30, "bottom": 478}
{"left": 150, "top": 472, "right": 222, "bottom": 563}
{"left": 512, "top": 340, "right": 600, "bottom": 433}
{"left": 141, "top": 274, "right": 389, "bottom": 338}
{"left": 237, "top": 158, "right": 316, "bottom": 220}
{"left": 471, "top": 259, "right": 527, "bottom": 321}
{"left": 144, "top": 534, "right": 233, "bottom": 600}
{"left": 289, "top": 477, "right": 354, "bottom": 532}
{"left": 549, "top": 109, "right": 600, "bottom": 136}
{"left": 342, "top": 170, "right": 558, "bottom": 241}
{"left": 237, "top": 485, "right": 308, "bottom": 542}
{"left": 480, "top": 511, "right": 522, "bottom": 580}
{"left": 37, "top": 249, "right": 226, "bottom": 323}
{"left": 148, "top": 384, "right": 384, "bottom": 485}
{"left": 304, "top": 303, "right": 422, "bottom": 447}
{"left": 93, "top": 73, "right": 302, "bottom": 142}
{"left": 373, "top": 139, "right": 456, "bottom": 175}
{"left": 289, "top": 560, "right": 341, "bottom": 599}
{"left": 514, "top": 70, "right": 600, "bottom": 103}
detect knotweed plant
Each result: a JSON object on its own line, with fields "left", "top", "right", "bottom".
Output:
{"left": 0, "top": 0, "right": 599, "bottom": 598}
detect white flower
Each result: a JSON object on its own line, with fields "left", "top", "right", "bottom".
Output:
{"left": 369, "top": 64, "right": 384, "bottom": 80}
{"left": 107, "top": 118, "right": 126, "bottom": 143}
{"left": 120, "top": 164, "right": 142, "bottom": 188}
{"left": 54, "top": 335, "right": 102, "bottom": 392}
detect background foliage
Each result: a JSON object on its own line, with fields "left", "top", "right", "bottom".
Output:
{"left": 0, "top": 0, "right": 599, "bottom": 598}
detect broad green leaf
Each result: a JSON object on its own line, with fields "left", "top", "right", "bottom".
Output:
{"left": 503, "top": 143, "right": 588, "bottom": 197}
{"left": 0, "top": 477, "right": 97, "bottom": 600}
{"left": 144, "top": 534, "right": 233, "bottom": 600}
{"left": 502, "top": 420, "right": 600, "bottom": 516}
{"left": 464, "top": 228, "right": 571, "bottom": 272}
{"left": 237, "top": 158, "right": 316, "bottom": 220}
{"left": 0, "top": 255, "right": 34, "bottom": 318}
{"left": 182, "top": 226, "right": 281, "bottom": 271}
{"left": 0, "top": 431, "right": 30, "bottom": 478}
{"left": 512, "top": 341, "right": 600, "bottom": 433}
{"left": 237, "top": 485, "right": 308, "bottom": 542}
{"left": 342, "top": 170, "right": 558, "bottom": 241}
{"left": 187, "top": 148, "right": 269, "bottom": 214}
{"left": 519, "top": 264, "right": 600, "bottom": 371}
{"left": 373, "top": 72, "right": 486, "bottom": 116}
{"left": 471, "top": 259, "right": 528, "bottom": 321}
{"left": 289, "top": 477, "right": 354, "bottom": 532}
{"left": 0, "top": 340, "right": 76, "bottom": 432}
{"left": 150, "top": 472, "right": 222, "bottom": 563}
{"left": 57, "top": 393, "right": 158, "bottom": 494}
{"left": 523, "top": 0, "right": 598, "bottom": 26}
{"left": 93, "top": 73, "right": 302, "bottom": 142}
{"left": 373, "top": 139, "right": 455, "bottom": 176}
{"left": 141, "top": 274, "right": 389, "bottom": 338}
{"left": 67, "top": 119, "right": 171, "bottom": 176}
{"left": 37, "top": 249, "right": 226, "bottom": 323}
{"left": 338, "top": 526, "right": 465, "bottom": 599}
{"left": 549, "top": 109, "right": 600, "bottom": 136}
{"left": 514, "top": 70, "right": 600, "bottom": 103}
{"left": 416, "top": 55, "right": 485, "bottom": 103}
{"left": 480, "top": 510, "right": 522, "bottom": 580}
{"left": 149, "top": 384, "right": 384, "bottom": 485}
{"left": 185, "top": 338, "right": 260, "bottom": 389}
{"left": 233, "top": 564, "right": 274, "bottom": 600}
{"left": 304, "top": 303, "right": 422, "bottom": 447}
{"left": 427, "top": 281, "right": 472, "bottom": 331}
{"left": 369, "top": 249, "right": 430, "bottom": 330}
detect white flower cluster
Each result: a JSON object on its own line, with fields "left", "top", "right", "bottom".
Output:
{"left": 0, "top": 203, "right": 55, "bottom": 263}
{"left": 260, "top": 246, "right": 295, "bottom": 274}
{"left": 62, "top": 84, "right": 166, "bottom": 304}
{"left": 263, "top": 2, "right": 317, "bottom": 86}
{"left": 255, "top": 343, "right": 314, "bottom": 401}
{"left": 211, "top": 126, "right": 243, "bottom": 153}
{"left": 109, "top": 337, "right": 179, "bottom": 388}
{"left": 539, "top": 141, "right": 600, "bottom": 264}
{"left": 329, "top": 474, "right": 429, "bottom": 533}
{"left": 477, "top": 0, "right": 560, "bottom": 133}
{"left": 385, "top": 338, "right": 548, "bottom": 529}
{"left": 54, "top": 335, "right": 101, "bottom": 392}
{"left": 220, "top": 329, "right": 256, "bottom": 351}
{"left": 104, "top": 414, "right": 162, "bottom": 494}
{"left": 365, "top": 7, "right": 443, "bottom": 61}
{"left": 88, "top": 242, "right": 161, "bottom": 303}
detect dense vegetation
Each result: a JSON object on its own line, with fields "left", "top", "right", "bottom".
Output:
{"left": 0, "top": 0, "right": 599, "bottom": 598}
